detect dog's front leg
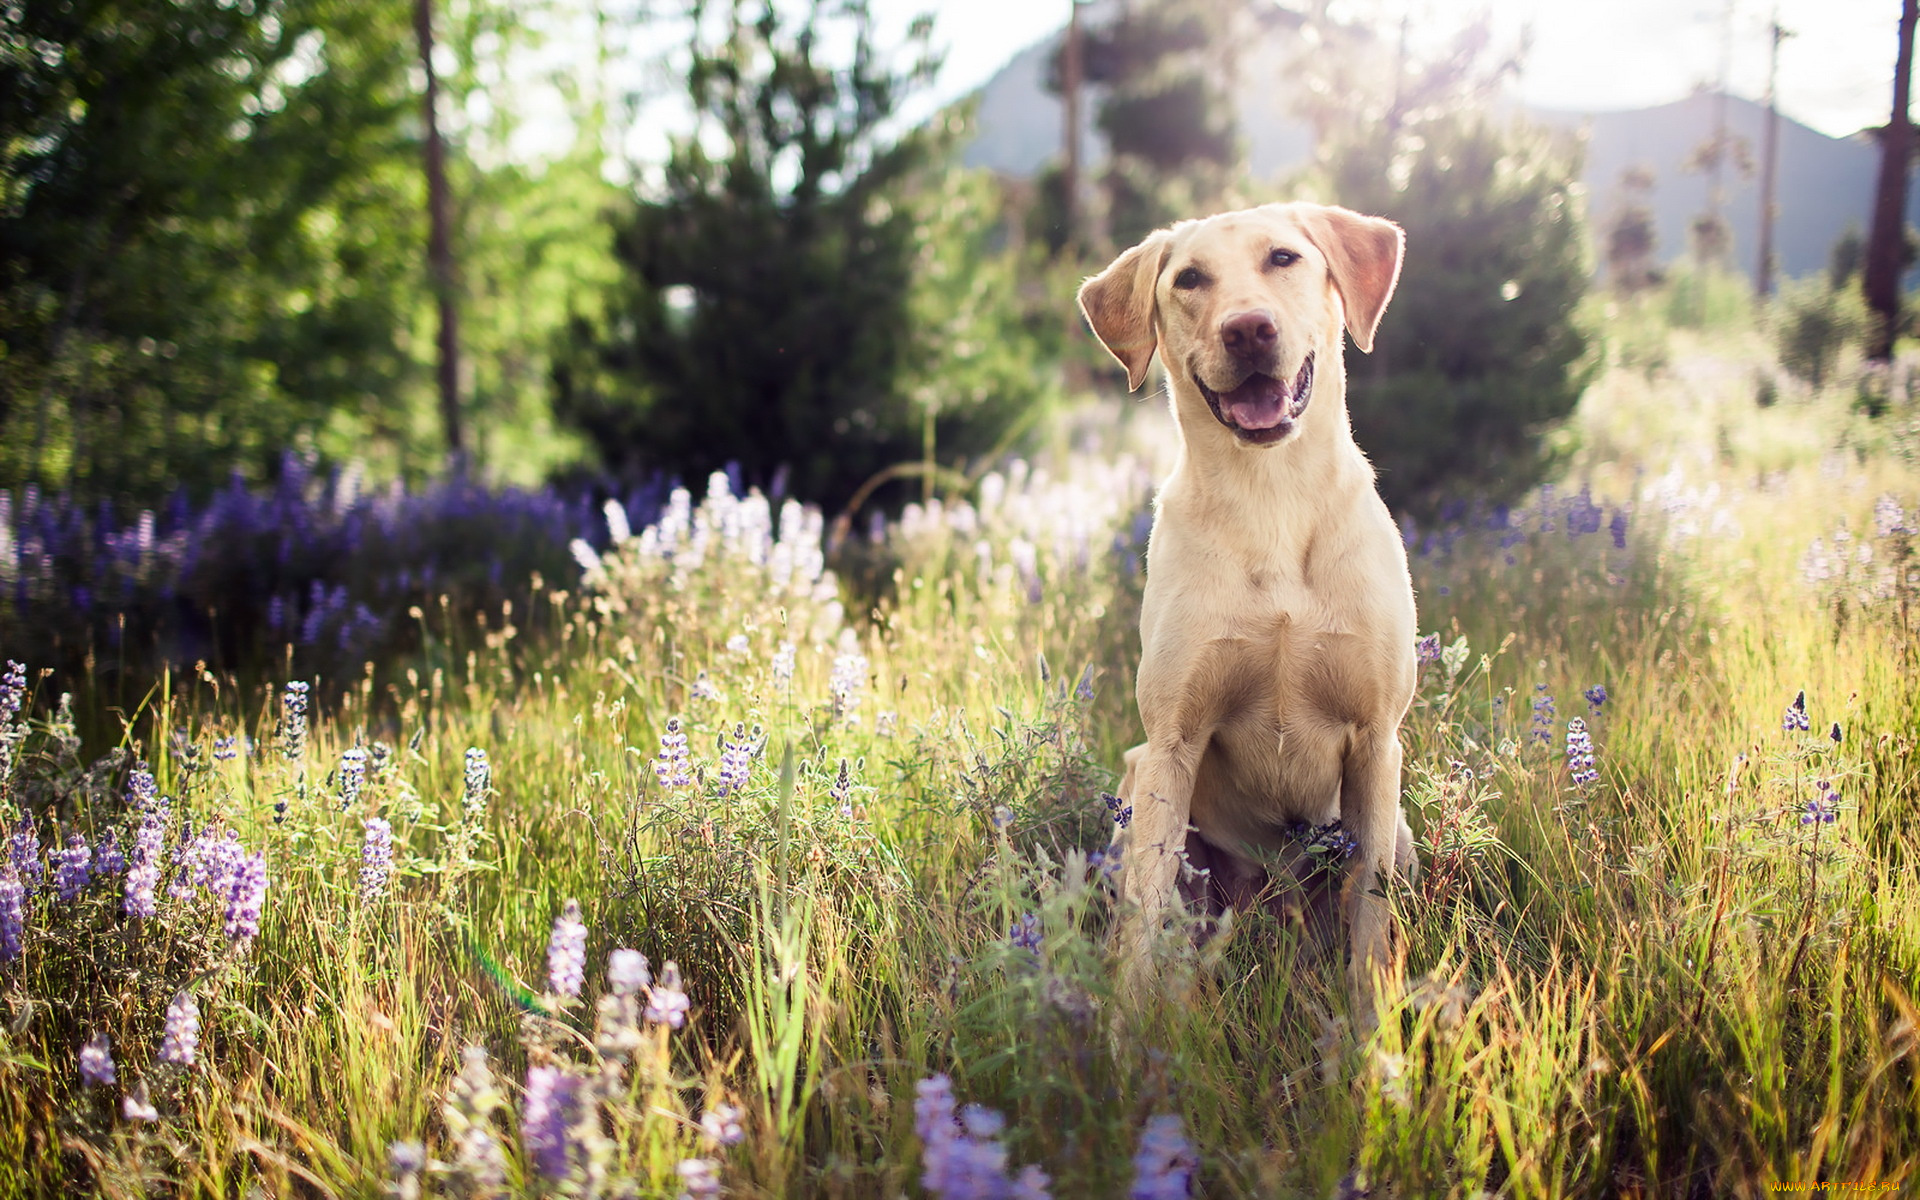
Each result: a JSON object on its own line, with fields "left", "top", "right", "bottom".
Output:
{"left": 1117, "top": 734, "right": 1206, "bottom": 1005}
{"left": 1340, "top": 729, "right": 1406, "bottom": 1029}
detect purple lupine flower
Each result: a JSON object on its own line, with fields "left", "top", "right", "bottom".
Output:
{"left": 223, "top": 852, "right": 267, "bottom": 946}
{"left": 771, "top": 641, "right": 796, "bottom": 687}
{"left": 79, "top": 1032, "right": 115, "bottom": 1087}
{"left": 546, "top": 899, "right": 587, "bottom": 998}
{"left": 1009, "top": 913, "right": 1042, "bottom": 953}
{"left": 213, "top": 735, "right": 240, "bottom": 762}
{"left": 462, "top": 747, "right": 491, "bottom": 822}
{"left": 913, "top": 1075, "right": 1046, "bottom": 1200}
{"left": 122, "top": 803, "right": 168, "bottom": 919}
{"left": 0, "top": 660, "right": 23, "bottom": 727}
{"left": 8, "top": 818, "right": 45, "bottom": 892}
{"left": 126, "top": 764, "right": 159, "bottom": 811}
{"left": 608, "top": 949, "right": 651, "bottom": 996}
{"left": 1012, "top": 1165, "right": 1053, "bottom": 1200}
{"left": 121, "top": 1082, "right": 159, "bottom": 1122}
{"left": 654, "top": 718, "right": 692, "bottom": 790}
{"left": 700, "top": 1101, "right": 745, "bottom": 1147}
{"left": 676, "top": 1157, "right": 722, "bottom": 1199}
{"left": 876, "top": 710, "right": 899, "bottom": 738}
{"left": 1584, "top": 685, "right": 1608, "bottom": 714}
{"left": 1414, "top": 633, "right": 1442, "bottom": 664}
{"left": 360, "top": 818, "right": 393, "bottom": 899}
{"left": 1103, "top": 792, "right": 1133, "bottom": 829}
{"left": 645, "top": 961, "right": 691, "bottom": 1028}
{"left": 1075, "top": 664, "right": 1096, "bottom": 702}
{"left": 1566, "top": 719, "right": 1598, "bottom": 788}
{"left": 92, "top": 826, "right": 125, "bottom": 876}
{"left": 1783, "top": 690, "right": 1810, "bottom": 733}
{"left": 1530, "top": 686, "right": 1556, "bottom": 745}
{"left": 338, "top": 747, "right": 368, "bottom": 811}
{"left": 54, "top": 834, "right": 92, "bottom": 901}
{"left": 388, "top": 1141, "right": 426, "bottom": 1199}
{"left": 521, "top": 1065, "right": 578, "bottom": 1179}
{"left": 1830, "top": 722, "right": 1843, "bottom": 744}
{"left": 1130, "top": 1113, "right": 1198, "bottom": 1199}
{"left": 716, "top": 724, "right": 752, "bottom": 796}
{"left": 829, "top": 647, "right": 868, "bottom": 721}
{"left": 689, "top": 670, "right": 723, "bottom": 702}
{"left": 829, "top": 758, "right": 855, "bottom": 816}
{"left": 280, "top": 680, "right": 310, "bottom": 761}
{"left": 158, "top": 992, "right": 200, "bottom": 1066}
{"left": 1802, "top": 781, "right": 1840, "bottom": 826}
{"left": 915, "top": 1074, "right": 960, "bottom": 1193}
{"left": 197, "top": 829, "right": 242, "bottom": 898}
{"left": 725, "top": 633, "right": 751, "bottom": 656}
{"left": 168, "top": 821, "right": 209, "bottom": 901}
{"left": 0, "top": 861, "right": 24, "bottom": 964}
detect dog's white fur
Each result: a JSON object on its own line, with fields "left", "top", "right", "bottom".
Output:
{"left": 1078, "top": 202, "right": 1418, "bottom": 1020}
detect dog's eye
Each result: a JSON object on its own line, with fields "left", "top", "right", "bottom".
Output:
{"left": 1172, "top": 266, "right": 1206, "bottom": 290}
{"left": 1268, "top": 248, "right": 1301, "bottom": 268}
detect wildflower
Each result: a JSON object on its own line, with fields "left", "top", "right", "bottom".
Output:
{"left": 338, "top": 746, "right": 368, "bottom": 810}
{"left": 521, "top": 1065, "right": 578, "bottom": 1180}
{"left": 771, "top": 641, "right": 796, "bottom": 687}
{"left": 1013, "top": 1166, "right": 1053, "bottom": 1200}
{"left": 1874, "top": 494, "right": 1909, "bottom": 538}
{"left": 1609, "top": 508, "right": 1629, "bottom": 549}
{"left": 1566, "top": 718, "right": 1599, "bottom": 788}
{"left": 1584, "top": 684, "right": 1608, "bottom": 714}
{"left": 388, "top": 1141, "right": 427, "bottom": 1200}
{"left": 1782, "top": 690, "right": 1810, "bottom": 733}
{"left": 876, "top": 710, "right": 899, "bottom": 738}
{"left": 79, "top": 1032, "right": 115, "bottom": 1087}
{"left": 54, "top": 833, "right": 92, "bottom": 901}
{"left": 462, "top": 748, "right": 491, "bottom": 821}
{"left": 280, "top": 680, "right": 310, "bottom": 761}
{"left": 547, "top": 899, "right": 588, "bottom": 998}
{"left": 0, "top": 862, "right": 24, "bottom": 964}
{"left": 224, "top": 852, "right": 268, "bottom": 946}
{"left": 7, "top": 818, "right": 44, "bottom": 891}
{"left": 655, "top": 718, "right": 692, "bottom": 790}
{"left": 158, "top": 992, "right": 200, "bottom": 1066}
{"left": 1802, "top": 782, "right": 1839, "bottom": 826}
{"left": 645, "top": 961, "right": 692, "bottom": 1028}
{"left": 213, "top": 735, "right": 240, "bottom": 761}
{"left": 93, "top": 827, "right": 125, "bottom": 876}
{"left": 829, "top": 643, "right": 868, "bottom": 721}
{"left": 122, "top": 802, "right": 168, "bottom": 919}
{"left": 445, "top": 1045, "right": 508, "bottom": 1196}
{"left": 1830, "top": 722, "right": 1843, "bottom": 744}
{"left": 360, "top": 818, "right": 394, "bottom": 899}
{"left": 690, "top": 670, "right": 723, "bottom": 702}
{"left": 121, "top": 1082, "right": 159, "bottom": 1122}
{"left": 1414, "top": 633, "right": 1442, "bottom": 664}
{"left": 1103, "top": 792, "right": 1133, "bottom": 828}
{"left": 676, "top": 1157, "right": 722, "bottom": 1199}
{"left": 725, "top": 633, "right": 751, "bottom": 655}
{"left": 830, "top": 758, "right": 856, "bottom": 815}
{"left": 608, "top": 949, "right": 651, "bottom": 996}
{"left": 1009, "top": 912, "right": 1042, "bottom": 953}
{"left": 126, "top": 763, "right": 159, "bottom": 811}
{"left": 717, "top": 724, "right": 753, "bottom": 796}
{"left": 1530, "top": 686, "right": 1556, "bottom": 745}
{"left": 914, "top": 1074, "right": 1047, "bottom": 1200}
{"left": 1076, "top": 664, "right": 1096, "bottom": 702}
{"left": 0, "top": 660, "right": 23, "bottom": 726}
{"left": 700, "top": 1101, "right": 746, "bottom": 1147}
{"left": 1130, "top": 1113, "right": 1198, "bottom": 1200}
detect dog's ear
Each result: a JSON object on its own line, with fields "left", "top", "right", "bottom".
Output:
{"left": 1077, "top": 231, "right": 1172, "bottom": 391}
{"left": 1298, "top": 206, "right": 1404, "bottom": 354}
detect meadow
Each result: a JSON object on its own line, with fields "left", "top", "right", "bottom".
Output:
{"left": 0, "top": 312, "right": 1917, "bottom": 1199}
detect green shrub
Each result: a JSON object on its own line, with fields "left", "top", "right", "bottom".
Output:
{"left": 1771, "top": 275, "right": 1868, "bottom": 390}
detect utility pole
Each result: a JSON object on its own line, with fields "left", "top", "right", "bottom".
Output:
{"left": 1755, "top": 13, "right": 1787, "bottom": 299}
{"left": 1865, "top": 0, "right": 1918, "bottom": 362}
{"left": 414, "top": 0, "right": 465, "bottom": 469}
{"left": 1061, "top": 0, "right": 1084, "bottom": 257}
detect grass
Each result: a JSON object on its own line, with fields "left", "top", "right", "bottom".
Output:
{"left": 0, "top": 315, "right": 1917, "bottom": 1199}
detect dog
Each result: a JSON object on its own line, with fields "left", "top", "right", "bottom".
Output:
{"left": 1078, "top": 202, "right": 1418, "bottom": 1023}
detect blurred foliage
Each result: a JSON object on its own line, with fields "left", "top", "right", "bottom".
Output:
{"left": 1771, "top": 275, "right": 1869, "bottom": 390}
{"left": 1602, "top": 166, "right": 1661, "bottom": 294}
{"left": 1301, "top": 16, "right": 1594, "bottom": 516}
{"left": 552, "top": 0, "right": 1048, "bottom": 514}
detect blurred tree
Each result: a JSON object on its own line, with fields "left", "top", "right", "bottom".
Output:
{"left": 1864, "top": 0, "right": 1917, "bottom": 361}
{"left": 0, "top": 0, "right": 426, "bottom": 502}
{"left": 1604, "top": 166, "right": 1660, "bottom": 294}
{"left": 553, "top": 1, "right": 1042, "bottom": 513}
{"left": 1299, "top": 15, "right": 1594, "bottom": 515}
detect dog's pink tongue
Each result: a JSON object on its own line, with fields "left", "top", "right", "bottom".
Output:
{"left": 1221, "top": 377, "right": 1288, "bottom": 430}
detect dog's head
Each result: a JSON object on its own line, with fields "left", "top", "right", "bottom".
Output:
{"left": 1077, "top": 203, "right": 1403, "bottom": 447}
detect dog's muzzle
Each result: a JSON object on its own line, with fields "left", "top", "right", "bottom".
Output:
{"left": 1195, "top": 354, "right": 1314, "bottom": 446}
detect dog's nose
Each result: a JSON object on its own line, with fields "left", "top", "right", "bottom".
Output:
{"left": 1220, "top": 310, "right": 1278, "bottom": 360}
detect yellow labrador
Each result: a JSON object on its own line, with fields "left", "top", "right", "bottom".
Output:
{"left": 1079, "top": 202, "right": 1418, "bottom": 1022}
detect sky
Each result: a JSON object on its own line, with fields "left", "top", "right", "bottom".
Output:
{"left": 906, "top": 0, "right": 1905, "bottom": 140}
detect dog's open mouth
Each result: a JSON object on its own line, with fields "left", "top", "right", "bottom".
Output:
{"left": 1196, "top": 354, "right": 1314, "bottom": 445}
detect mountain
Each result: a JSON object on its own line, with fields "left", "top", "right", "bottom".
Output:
{"left": 961, "top": 28, "right": 1909, "bottom": 283}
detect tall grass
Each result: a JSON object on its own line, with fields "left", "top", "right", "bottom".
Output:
{"left": 0, "top": 323, "right": 1916, "bottom": 1198}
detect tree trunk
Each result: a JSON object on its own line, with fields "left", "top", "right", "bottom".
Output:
{"left": 414, "top": 0, "right": 464, "bottom": 467}
{"left": 1865, "top": 0, "right": 1917, "bottom": 362}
